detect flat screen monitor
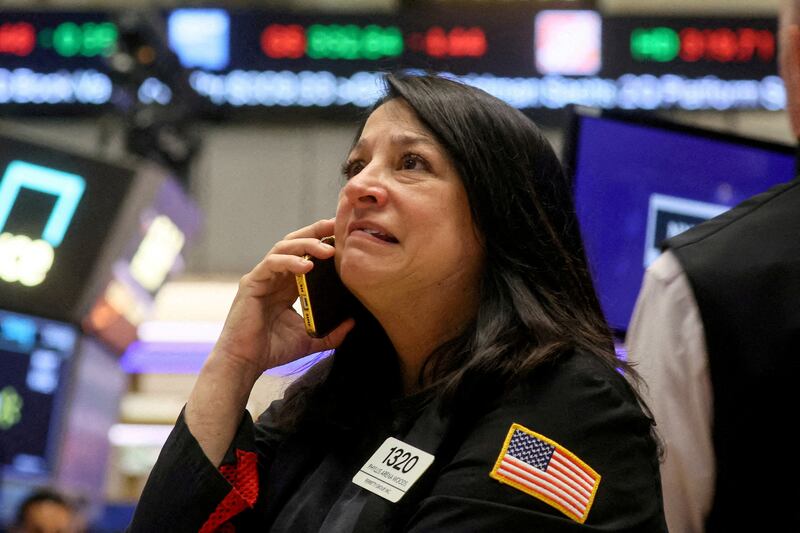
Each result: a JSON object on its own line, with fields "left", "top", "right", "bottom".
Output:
{"left": 0, "top": 308, "right": 77, "bottom": 477}
{"left": 566, "top": 108, "right": 796, "bottom": 333}
{"left": 0, "top": 132, "right": 135, "bottom": 323}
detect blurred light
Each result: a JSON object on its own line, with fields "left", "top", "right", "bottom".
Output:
{"left": 120, "top": 341, "right": 328, "bottom": 376}
{"left": 306, "top": 24, "right": 402, "bottom": 60}
{"left": 0, "top": 160, "right": 86, "bottom": 247}
{"left": 535, "top": 10, "right": 601, "bottom": 76}
{"left": 138, "top": 320, "right": 223, "bottom": 343}
{"left": 104, "top": 279, "right": 148, "bottom": 326}
{"left": 0, "top": 233, "right": 54, "bottom": 287}
{"left": 82, "top": 22, "right": 118, "bottom": 57}
{"left": 137, "top": 77, "right": 172, "bottom": 104}
{"left": 137, "top": 301, "right": 303, "bottom": 344}
{"left": 168, "top": 9, "right": 230, "bottom": 70}
{"left": 0, "top": 22, "right": 36, "bottom": 57}
{"left": 0, "top": 386, "right": 23, "bottom": 430}
{"left": 53, "top": 22, "right": 82, "bottom": 57}
{"left": 40, "top": 322, "right": 77, "bottom": 351}
{"left": 0, "top": 314, "right": 37, "bottom": 348}
{"left": 412, "top": 26, "right": 487, "bottom": 58}
{"left": 26, "top": 349, "right": 61, "bottom": 394}
{"left": 448, "top": 27, "right": 486, "bottom": 57}
{"left": 185, "top": 69, "right": 784, "bottom": 111}
{"left": 109, "top": 423, "right": 172, "bottom": 447}
{"left": 12, "top": 454, "right": 45, "bottom": 474}
{"left": 135, "top": 45, "right": 156, "bottom": 65}
{"left": 0, "top": 64, "right": 783, "bottom": 111}
{"left": 679, "top": 27, "right": 775, "bottom": 63}
{"left": 51, "top": 21, "right": 117, "bottom": 58}
{"left": 261, "top": 24, "right": 306, "bottom": 59}
{"left": 0, "top": 161, "right": 84, "bottom": 287}
{"left": 760, "top": 75, "right": 785, "bottom": 110}
{"left": 129, "top": 215, "right": 185, "bottom": 292}
{"left": 631, "top": 27, "right": 680, "bottom": 62}
{"left": 614, "top": 343, "right": 628, "bottom": 363}
{"left": 0, "top": 68, "right": 112, "bottom": 104}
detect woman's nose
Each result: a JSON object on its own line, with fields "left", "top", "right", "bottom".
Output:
{"left": 343, "top": 164, "right": 389, "bottom": 208}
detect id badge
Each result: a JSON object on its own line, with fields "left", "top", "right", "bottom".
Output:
{"left": 352, "top": 437, "right": 435, "bottom": 503}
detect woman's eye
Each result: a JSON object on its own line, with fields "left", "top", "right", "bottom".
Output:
{"left": 401, "top": 154, "right": 426, "bottom": 171}
{"left": 342, "top": 160, "right": 364, "bottom": 179}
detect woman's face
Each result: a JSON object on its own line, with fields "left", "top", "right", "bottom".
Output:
{"left": 334, "top": 99, "right": 484, "bottom": 307}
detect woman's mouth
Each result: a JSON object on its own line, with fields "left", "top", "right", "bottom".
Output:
{"left": 348, "top": 222, "right": 399, "bottom": 243}
{"left": 358, "top": 228, "right": 398, "bottom": 243}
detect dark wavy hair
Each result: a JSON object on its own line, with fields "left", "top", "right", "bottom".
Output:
{"left": 276, "top": 73, "right": 642, "bottom": 434}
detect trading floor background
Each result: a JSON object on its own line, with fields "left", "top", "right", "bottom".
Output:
{"left": 0, "top": 0, "right": 790, "bottom": 530}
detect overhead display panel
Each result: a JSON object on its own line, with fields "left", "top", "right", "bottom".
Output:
{"left": 603, "top": 17, "right": 777, "bottom": 79}
{"left": 0, "top": 8, "right": 785, "bottom": 113}
{"left": 0, "top": 12, "right": 115, "bottom": 109}
{"left": 0, "top": 133, "right": 134, "bottom": 322}
{"left": 0, "top": 131, "right": 201, "bottom": 353}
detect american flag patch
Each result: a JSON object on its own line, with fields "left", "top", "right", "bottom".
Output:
{"left": 489, "top": 423, "right": 601, "bottom": 524}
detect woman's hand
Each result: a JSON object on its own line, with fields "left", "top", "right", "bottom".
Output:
{"left": 186, "top": 218, "right": 354, "bottom": 466}
{"left": 212, "top": 218, "right": 355, "bottom": 377}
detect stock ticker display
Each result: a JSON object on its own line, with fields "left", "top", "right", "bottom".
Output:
{"left": 0, "top": 8, "right": 786, "bottom": 112}
{"left": 0, "top": 308, "right": 77, "bottom": 476}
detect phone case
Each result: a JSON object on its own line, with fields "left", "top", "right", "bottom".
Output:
{"left": 295, "top": 237, "right": 356, "bottom": 338}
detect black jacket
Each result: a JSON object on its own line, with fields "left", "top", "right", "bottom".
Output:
{"left": 667, "top": 177, "right": 800, "bottom": 531}
{"left": 130, "top": 350, "right": 666, "bottom": 532}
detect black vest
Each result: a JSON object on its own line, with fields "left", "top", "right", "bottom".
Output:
{"left": 666, "top": 178, "right": 800, "bottom": 531}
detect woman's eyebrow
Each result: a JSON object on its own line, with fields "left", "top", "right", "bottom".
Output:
{"left": 351, "top": 132, "right": 437, "bottom": 153}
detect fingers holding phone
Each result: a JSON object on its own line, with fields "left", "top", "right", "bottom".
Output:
{"left": 252, "top": 217, "right": 337, "bottom": 288}
{"left": 212, "top": 219, "right": 352, "bottom": 374}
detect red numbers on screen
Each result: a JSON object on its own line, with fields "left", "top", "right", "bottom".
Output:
{"left": 407, "top": 26, "right": 486, "bottom": 58}
{"left": 0, "top": 22, "right": 36, "bottom": 56}
{"left": 261, "top": 24, "right": 306, "bottom": 59}
{"left": 679, "top": 27, "right": 774, "bottom": 63}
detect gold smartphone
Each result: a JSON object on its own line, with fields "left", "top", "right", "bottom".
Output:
{"left": 295, "top": 236, "right": 356, "bottom": 338}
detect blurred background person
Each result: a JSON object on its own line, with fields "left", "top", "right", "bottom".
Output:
{"left": 8, "top": 488, "right": 81, "bottom": 533}
{"left": 627, "top": 1, "right": 800, "bottom": 531}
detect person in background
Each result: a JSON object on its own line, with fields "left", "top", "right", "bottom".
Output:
{"left": 626, "top": 1, "right": 800, "bottom": 531}
{"left": 130, "top": 73, "right": 666, "bottom": 531}
{"left": 9, "top": 488, "right": 80, "bottom": 533}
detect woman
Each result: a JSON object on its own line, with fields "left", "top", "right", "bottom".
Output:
{"left": 131, "top": 74, "right": 666, "bottom": 532}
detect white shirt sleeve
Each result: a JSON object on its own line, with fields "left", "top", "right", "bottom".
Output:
{"left": 626, "top": 250, "right": 715, "bottom": 533}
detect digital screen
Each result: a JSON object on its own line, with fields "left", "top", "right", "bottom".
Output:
{"left": 569, "top": 112, "right": 795, "bottom": 332}
{"left": 603, "top": 17, "right": 777, "bottom": 78}
{"left": 0, "top": 133, "right": 135, "bottom": 323}
{"left": 0, "top": 9, "right": 784, "bottom": 112}
{"left": 0, "top": 308, "right": 77, "bottom": 476}
{"left": 80, "top": 167, "right": 203, "bottom": 354}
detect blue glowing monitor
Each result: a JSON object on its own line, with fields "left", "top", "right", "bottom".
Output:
{"left": 0, "top": 309, "right": 77, "bottom": 476}
{"left": 566, "top": 108, "right": 795, "bottom": 333}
